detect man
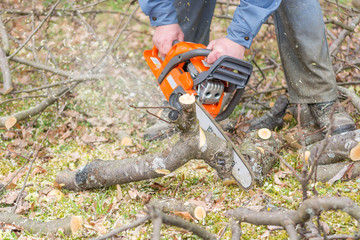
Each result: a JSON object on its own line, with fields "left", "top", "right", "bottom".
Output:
{"left": 139, "top": 0, "right": 356, "bottom": 135}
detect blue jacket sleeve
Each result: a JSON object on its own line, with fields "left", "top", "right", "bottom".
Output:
{"left": 227, "top": 0, "right": 282, "bottom": 48}
{"left": 139, "top": 0, "right": 178, "bottom": 26}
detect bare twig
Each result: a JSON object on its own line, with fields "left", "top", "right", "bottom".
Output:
{"left": 94, "top": 4, "right": 139, "bottom": 70}
{"left": 0, "top": 84, "right": 73, "bottom": 128}
{"left": 0, "top": 94, "right": 46, "bottom": 105}
{"left": 8, "top": 0, "right": 62, "bottom": 59}
{"left": 329, "top": 13, "right": 360, "bottom": 56}
{"left": 10, "top": 56, "right": 104, "bottom": 80}
{"left": 90, "top": 215, "right": 150, "bottom": 240}
{"left": 12, "top": 103, "right": 67, "bottom": 213}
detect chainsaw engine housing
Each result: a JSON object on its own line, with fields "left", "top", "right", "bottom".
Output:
{"left": 143, "top": 42, "right": 252, "bottom": 119}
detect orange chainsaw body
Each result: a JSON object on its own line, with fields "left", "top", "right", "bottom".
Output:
{"left": 144, "top": 42, "right": 223, "bottom": 118}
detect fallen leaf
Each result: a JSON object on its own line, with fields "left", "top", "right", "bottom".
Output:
{"left": 63, "top": 109, "right": 80, "bottom": 118}
{"left": 69, "top": 151, "right": 81, "bottom": 161}
{"left": 31, "top": 166, "right": 47, "bottom": 177}
{"left": 128, "top": 188, "right": 139, "bottom": 199}
{"left": 120, "top": 137, "right": 133, "bottom": 146}
{"left": 149, "top": 182, "right": 168, "bottom": 191}
{"left": 174, "top": 211, "right": 196, "bottom": 221}
{"left": 342, "top": 162, "right": 355, "bottom": 180}
{"left": 328, "top": 163, "right": 354, "bottom": 185}
{"left": 116, "top": 184, "right": 123, "bottom": 201}
{"left": 47, "top": 189, "right": 64, "bottom": 202}
{"left": 3, "top": 131, "right": 16, "bottom": 140}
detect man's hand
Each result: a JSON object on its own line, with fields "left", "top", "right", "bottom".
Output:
{"left": 206, "top": 38, "right": 245, "bottom": 64}
{"left": 153, "top": 24, "right": 184, "bottom": 57}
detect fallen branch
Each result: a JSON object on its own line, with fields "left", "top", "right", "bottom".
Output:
{"left": 0, "top": 15, "right": 10, "bottom": 54}
{"left": 338, "top": 86, "right": 360, "bottom": 112}
{"left": 329, "top": 13, "right": 360, "bottom": 56}
{"left": 10, "top": 56, "right": 104, "bottom": 80}
{"left": 149, "top": 198, "right": 207, "bottom": 221}
{"left": 0, "top": 212, "right": 82, "bottom": 235}
{"left": 56, "top": 94, "right": 236, "bottom": 190}
{"left": 90, "top": 215, "right": 150, "bottom": 240}
{"left": 308, "top": 129, "right": 360, "bottom": 165}
{"left": 226, "top": 197, "right": 360, "bottom": 240}
{"left": 0, "top": 47, "right": 12, "bottom": 94}
{"left": 0, "top": 85, "right": 72, "bottom": 128}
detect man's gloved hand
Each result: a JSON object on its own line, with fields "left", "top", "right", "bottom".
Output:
{"left": 206, "top": 38, "right": 245, "bottom": 64}
{"left": 153, "top": 24, "right": 184, "bottom": 58}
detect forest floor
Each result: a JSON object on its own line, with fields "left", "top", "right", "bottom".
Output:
{"left": 1, "top": 0, "right": 360, "bottom": 239}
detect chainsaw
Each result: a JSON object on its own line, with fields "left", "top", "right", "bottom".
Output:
{"left": 143, "top": 41, "right": 254, "bottom": 189}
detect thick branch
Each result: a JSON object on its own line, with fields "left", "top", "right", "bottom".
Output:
{"left": 0, "top": 15, "right": 10, "bottom": 54}
{"left": 56, "top": 94, "right": 235, "bottom": 190}
{"left": 227, "top": 197, "right": 360, "bottom": 240}
{"left": 309, "top": 129, "right": 360, "bottom": 165}
{"left": 0, "top": 212, "right": 81, "bottom": 235}
{"left": 0, "top": 84, "right": 72, "bottom": 127}
{"left": 338, "top": 86, "right": 360, "bottom": 112}
{"left": 0, "top": 47, "right": 12, "bottom": 94}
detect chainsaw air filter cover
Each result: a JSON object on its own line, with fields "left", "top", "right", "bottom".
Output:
{"left": 143, "top": 42, "right": 253, "bottom": 119}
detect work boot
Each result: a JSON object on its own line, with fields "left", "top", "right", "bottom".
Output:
{"left": 308, "top": 100, "right": 356, "bottom": 135}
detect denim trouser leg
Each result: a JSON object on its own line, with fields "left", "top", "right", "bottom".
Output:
{"left": 273, "top": 0, "right": 338, "bottom": 104}
{"left": 174, "top": 0, "right": 216, "bottom": 45}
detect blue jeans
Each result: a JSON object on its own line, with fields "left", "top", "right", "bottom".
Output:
{"left": 175, "top": 0, "right": 338, "bottom": 104}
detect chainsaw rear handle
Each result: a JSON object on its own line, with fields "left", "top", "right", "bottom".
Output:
{"left": 157, "top": 48, "right": 211, "bottom": 84}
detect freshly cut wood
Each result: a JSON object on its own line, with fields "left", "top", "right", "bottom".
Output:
{"left": 349, "top": 142, "right": 360, "bottom": 161}
{"left": 239, "top": 130, "right": 282, "bottom": 186}
{"left": 194, "top": 206, "right": 206, "bottom": 221}
{"left": 5, "top": 116, "right": 17, "bottom": 130}
{"left": 56, "top": 94, "right": 237, "bottom": 190}
{"left": 179, "top": 94, "right": 195, "bottom": 105}
{"left": 149, "top": 199, "right": 206, "bottom": 221}
{"left": 258, "top": 128, "right": 272, "bottom": 140}
{"left": 0, "top": 212, "right": 82, "bottom": 235}
{"left": 309, "top": 129, "right": 360, "bottom": 165}
{"left": 303, "top": 151, "right": 311, "bottom": 162}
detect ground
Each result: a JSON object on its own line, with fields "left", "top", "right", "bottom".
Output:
{"left": 0, "top": 0, "right": 360, "bottom": 239}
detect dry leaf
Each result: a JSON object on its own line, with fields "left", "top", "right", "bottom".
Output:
{"left": 69, "top": 151, "right": 81, "bottom": 161}
{"left": 5, "top": 116, "right": 17, "bottom": 130}
{"left": 174, "top": 211, "right": 196, "bottom": 221}
{"left": 116, "top": 184, "right": 123, "bottom": 201}
{"left": 328, "top": 163, "right": 353, "bottom": 185}
{"left": 31, "top": 166, "right": 47, "bottom": 177}
{"left": 120, "top": 137, "right": 133, "bottom": 146}
{"left": 128, "top": 188, "right": 139, "bottom": 199}
{"left": 47, "top": 189, "right": 64, "bottom": 202}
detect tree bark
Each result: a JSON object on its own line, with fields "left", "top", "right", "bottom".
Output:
{"left": 56, "top": 94, "right": 235, "bottom": 190}
{"left": 309, "top": 129, "right": 360, "bottom": 165}
{"left": 226, "top": 197, "right": 360, "bottom": 240}
{"left": 0, "top": 212, "right": 81, "bottom": 235}
{"left": 0, "top": 47, "right": 12, "bottom": 94}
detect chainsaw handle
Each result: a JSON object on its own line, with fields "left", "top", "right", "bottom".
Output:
{"left": 158, "top": 48, "right": 211, "bottom": 84}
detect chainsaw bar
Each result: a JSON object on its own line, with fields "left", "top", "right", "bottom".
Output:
{"left": 195, "top": 100, "right": 254, "bottom": 189}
